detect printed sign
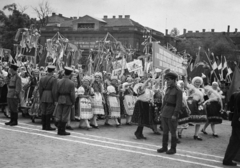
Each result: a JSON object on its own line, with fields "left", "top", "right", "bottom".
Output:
{"left": 152, "top": 42, "right": 185, "bottom": 75}
{"left": 126, "top": 59, "right": 142, "bottom": 72}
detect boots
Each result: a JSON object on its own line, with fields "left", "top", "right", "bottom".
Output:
{"left": 58, "top": 122, "right": 70, "bottom": 136}
{"left": 9, "top": 113, "right": 18, "bottom": 126}
{"left": 5, "top": 113, "right": 14, "bottom": 125}
{"left": 134, "top": 126, "right": 145, "bottom": 139}
{"left": 45, "top": 114, "right": 56, "bottom": 131}
{"left": 42, "top": 115, "right": 46, "bottom": 130}
{"left": 157, "top": 134, "right": 168, "bottom": 153}
{"left": 166, "top": 137, "right": 177, "bottom": 155}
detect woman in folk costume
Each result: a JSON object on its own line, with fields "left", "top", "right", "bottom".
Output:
{"left": 132, "top": 78, "right": 154, "bottom": 139}
{"left": 90, "top": 72, "right": 105, "bottom": 128}
{"left": 185, "top": 76, "right": 207, "bottom": 141}
{"left": 177, "top": 80, "right": 191, "bottom": 142}
{"left": 122, "top": 81, "right": 135, "bottom": 125}
{"left": 77, "top": 75, "right": 94, "bottom": 129}
{"left": 201, "top": 84, "right": 223, "bottom": 137}
{"left": 105, "top": 76, "right": 121, "bottom": 127}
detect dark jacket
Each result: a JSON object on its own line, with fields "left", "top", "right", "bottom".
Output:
{"left": 56, "top": 76, "right": 75, "bottom": 105}
{"left": 228, "top": 91, "right": 240, "bottom": 127}
{"left": 39, "top": 74, "right": 57, "bottom": 103}
{"left": 7, "top": 73, "right": 22, "bottom": 99}
{"left": 161, "top": 84, "right": 182, "bottom": 118}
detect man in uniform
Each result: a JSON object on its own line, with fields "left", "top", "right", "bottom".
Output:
{"left": 39, "top": 65, "right": 57, "bottom": 131}
{"left": 55, "top": 67, "right": 75, "bottom": 136}
{"left": 5, "top": 64, "right": 22, "bottom": 126}
{"left": 223, "top": 90, "right": 240, "bottom": 166}
{"left": 157, "top": 72, "right": 182, "bottom": 155}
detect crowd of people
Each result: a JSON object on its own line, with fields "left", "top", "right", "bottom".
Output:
{"left": 0, "top": 61, "right": 239, "bottom": 166}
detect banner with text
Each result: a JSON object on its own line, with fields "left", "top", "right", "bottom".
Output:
{"left": 152, "top": 42, "right": 185, "bottom": 75}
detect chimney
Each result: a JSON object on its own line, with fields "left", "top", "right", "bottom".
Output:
{"left": 73, "top": 17, "right": 77, "bottom": 19}
{"left": 211, "top": 29, "right": 214, "bottom": 32}
{"left": 227, "top": 25, "right": 230, "bottom": 33}
{"left": 235, "top": 28, "right": 238, "bottom": 33}
{"left": 113, "top": 16, "right": 116, "bottom": 19}
{"left": 202, "top": 29, "right": 205, "bottom": 33}
{"left": 58, "top": 14, "right": 62, "bottom": 17}
{"left": 183, "top": 29, "right": 186, "bottom": 34}
{"left": 52, "top": 12, "right": 56, "bottom": 16}
{"left": 165, "top": 29, "right": 168, "bottom": 35}
{"left": 119, "top": 15, "right": 122, "bottom": 19}
{"left": 103, "top": 15, "right": 108, "bottom": 19}
{"left": 125, "top": 15, "right": 130, "bottom": 19}
{"left": 196, "top": 30, "right": 199, "bottom": 33}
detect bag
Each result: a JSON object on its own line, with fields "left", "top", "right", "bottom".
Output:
{"left": 154, "top": 106, "right": 161, "bottom": 124}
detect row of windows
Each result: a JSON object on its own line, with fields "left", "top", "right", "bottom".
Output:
{"left": 77, "top": 23, "right": 95, "bottom": 28}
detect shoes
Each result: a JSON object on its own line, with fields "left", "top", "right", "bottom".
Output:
{"left": 116, "top": 124, "right": 121, "bottom": 128}
{"left": 153, "top": 131, "right": 161, "bottom": 135}
{"left": 189, "top": 123, "right": 194, "bottom": 126}
{"left": 90, "top": 124, "right": 99, "bottom": 129}
{"left": 223, "top": 161, "right": 237, "bottom": 166}
{"left": 176, "top": 139, "right": 181, "bottom": 144}
{"left": 178, "top": 132, "right": 182, "bottom": 139}
{"left": 134, "top": 132, "right": 142, "bottom": 139}
{"left": 140, "top": 134, "right": 147, "bottom": 140}
{"left": 166, "top": 148, "right": 176, "bottom": 155}
{"left": 157, "top": 148, "right": 168, "bottom": 153}
{"left": 212, "top": 134, "right": 219, "bottom": 138}
{"left": 9, "top": 113, "right": 18, "bottom": 126}
{"left": 193, "top": 136, "right": 203, "bottom": 141}
{"left": 104, "top": 123, "right": 111, "bottom": 126}
{"left": 86, "top": 126, "right": 92, "bottom": 130}
{"left": 201, "top": 129, "right": 208, "bottom": 135}
{"left": 58, "top": 122, "right": 70, "bottom": 136}
{"left": 126, "top": 122, "right": 132, "bottom": 126}
{"left": 66, "top": 125, "right": 74, "bottom": 130}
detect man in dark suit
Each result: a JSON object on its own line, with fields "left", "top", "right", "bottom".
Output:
{"left": 223, "top": 90, "right": 240, "bottom": 166}
{"left": 39, "top": 65, "right": 57, "bottom": 131}
{"left": 55, "top": 67, "right": 75, "bottom": 136}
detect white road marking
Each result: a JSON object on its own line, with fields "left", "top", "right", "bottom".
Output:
{"left": 0, "top": 126, "right": 224, "bottom": 168}
{"left": 1, "top": 123, "right": 221, "bottom": 163}
{"left": 0, "top": 119, "right": 224, "bottom": 159}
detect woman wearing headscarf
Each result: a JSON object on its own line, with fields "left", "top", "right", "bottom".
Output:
{"left": 90, "top": 72, "right": 105, "bottom": 128}
{"left": 185, "top": 76, "right": 207, "bottom": 140}
{"left": 77, "top": 75, "right": 94, "bottom": 129}
{"left": 201, "top": 84, "right": 223, "bottom": 137}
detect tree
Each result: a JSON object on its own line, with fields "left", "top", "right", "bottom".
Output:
{"left": 0, "top": 3, "right": 37, "bottom": 53}
{"left": 170, "top": 27, "right": 180, "bottom": 37}
{"left": 32, "top": 1, "right": 53, "bottom": 27}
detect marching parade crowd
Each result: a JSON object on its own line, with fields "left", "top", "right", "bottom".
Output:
{"left": 0, "top": 60, "right": 239, "bottom": 166}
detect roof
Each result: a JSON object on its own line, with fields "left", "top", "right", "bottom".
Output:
{"left": 103, "top": 18, "right": 144, "bottom": 28}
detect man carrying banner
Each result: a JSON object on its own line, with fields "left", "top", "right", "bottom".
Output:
{"left": 5, "top": 64, "right": 22, "bottom": 126}
{"left": 39, "top": 65, "right": 57, "bottom": 131}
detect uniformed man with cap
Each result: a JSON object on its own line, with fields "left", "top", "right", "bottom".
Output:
{"left": 157, "top": 71, "right": 182, "bottom": 155}
{"left": 5, "top": 64, "right": 22, "bottom": 126}
{"left": 55, "top": 67, "right": 75, "bottom": 135}
{"left": 39, "top": 65, "right": 57, "bottom": 131}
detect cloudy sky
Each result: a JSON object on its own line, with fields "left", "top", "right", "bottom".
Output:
{"left": 1, "top": 0, "right": 240, "bottom": 34}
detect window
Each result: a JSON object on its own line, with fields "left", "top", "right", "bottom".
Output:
{"left": 77, "top": 23, "right": 95, "bottom": 29}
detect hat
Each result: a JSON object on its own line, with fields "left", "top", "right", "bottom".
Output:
{"left": 64, "top": 67, "right": 73, "bottom": 74}
{"left": 47, "top": 65, "right": 55, "bottom": 71}
{"left": 111, "top": 76, "right": 118, "bottom": 81}
{"left": 94, "top": 72, "right": 102, "bottom": 78}
{"left": 82, "top": 75, "right": 91, "bottom": 82}
{"left": 212, "top": 82, "right": 218, "bottom": 86}
{"left": 164, "top": 72, "right": 178, "bottom": 80}
{"left": 10, "top": 64, "right": 19, "bottom": 71}
{"left": 133, "top": 83, "right": 143, "bottom": 94}
{"left": 192, "top": 76, "right": 203, "bottom": 85}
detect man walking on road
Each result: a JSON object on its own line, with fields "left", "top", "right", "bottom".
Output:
{"left": 39, "top": 65, "right": 57, "bottom": 131}
{"left": 55, "top": 67, "right": 75, "bottom": 136}
{"left": 223, "top": 90, "right": 240, "bottom": 166}
{"left": 157, "top": 72, "right": 182, "bottom": 155}
{"left": 5, "top": 64, "right": 22, "bottom": 126}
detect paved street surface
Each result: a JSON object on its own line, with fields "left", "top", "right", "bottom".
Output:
{"left": 0, "top": 113, "right": 239, "bottom": 168}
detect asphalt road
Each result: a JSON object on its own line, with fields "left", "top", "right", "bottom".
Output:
{"left": 0, "top": 113, "right": 239, "bottom": 168}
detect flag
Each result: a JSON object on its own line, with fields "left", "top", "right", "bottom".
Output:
{"left": 211, "top": 53, "right": 217, "bottom": 73}
{"left": 217, "top": 56, "right": 222, "bottom": 70}
{"left": 222, "top": 56, "right": 228, "bottom": 80}
{"left": 227, "top": 66, "right": 240, "bottom": 101}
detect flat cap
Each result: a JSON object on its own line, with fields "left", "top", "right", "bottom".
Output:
{"left": 10, "top": 64, "right": 19, "bottom": 71}
{"left": 164, "top": 72, "right": 178, "bottom": 80}
{"left": 47, "top": 65, "right": 55, "bottom": 70}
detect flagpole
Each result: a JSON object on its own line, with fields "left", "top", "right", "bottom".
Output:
{"left": 205, "top": 52, "right": 220, "bottom": 83}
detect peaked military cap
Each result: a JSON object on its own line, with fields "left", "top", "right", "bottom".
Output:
{"left": 47, "top": 65, "right": 55, "bottom": 70}
{"left": 10, "top": 64, "right": 19, "bottom": 71}
{"left": 164, "top": 72, "right": 178, "bottom": 80}
{"left": 64, "top": 67, "right": 73, "bottom": 74}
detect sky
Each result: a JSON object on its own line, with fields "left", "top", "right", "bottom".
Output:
{"left": 1, "top": 0, "right": 240, "bottom": 34}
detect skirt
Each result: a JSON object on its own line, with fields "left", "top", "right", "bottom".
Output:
{"left": 79, "top": 98, "right": 93, "bottom": 120}
{"left": 206, "top": 101, "right": 222, "bottom": 124}
{"left": 131, "top": 100, "right": 154, "bottom": 128}
{"left": 107, "top": 96, "right": 120, "bottom": 118}
{"left": 92, "top": 95, "right": 105, "bottom": 115}
{"left": 123, "top": 95, "right": 135, "bottom": 116}
{"left": 187, "top": 98, "right": 207, "bottom": 124}
{"left": 178, "top": 103, "right": 190, "bottom": 129}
